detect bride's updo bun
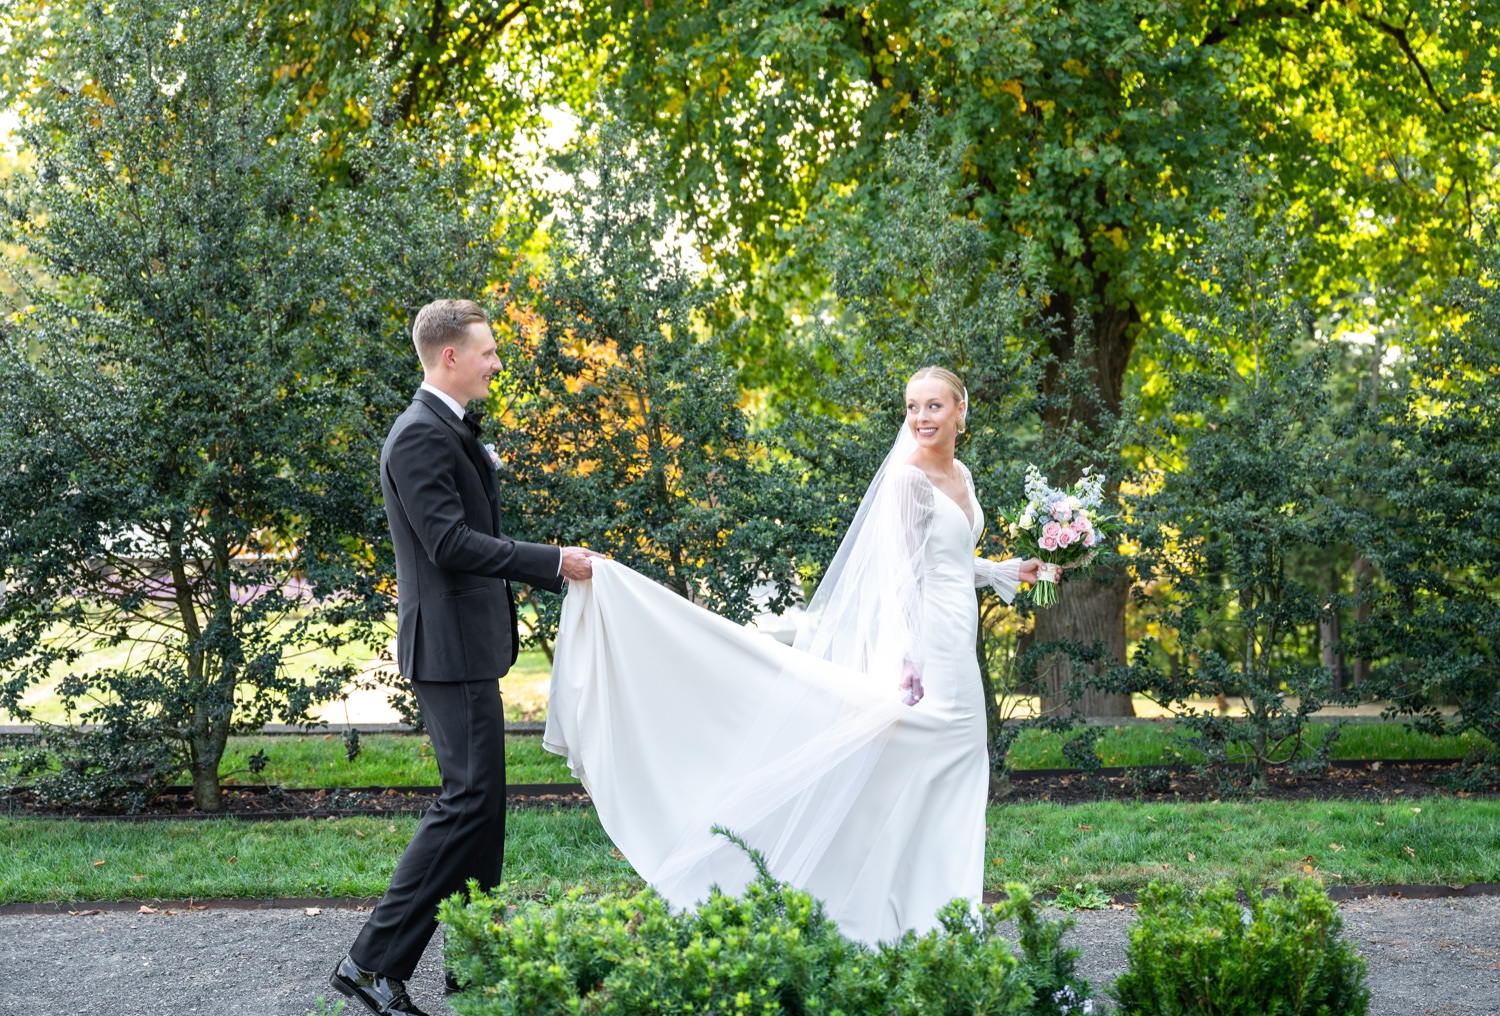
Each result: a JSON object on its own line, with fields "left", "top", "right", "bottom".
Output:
{"left": 907, "top": 366, "right": 968, "bottom": 433}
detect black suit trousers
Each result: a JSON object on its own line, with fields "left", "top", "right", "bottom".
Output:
{"left": 349, "top": 678, "right": 506, "bottom": 980}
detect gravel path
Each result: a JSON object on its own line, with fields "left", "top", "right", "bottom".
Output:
{"left": 5, "top": 896, "right": 1498, "bottom": 1015}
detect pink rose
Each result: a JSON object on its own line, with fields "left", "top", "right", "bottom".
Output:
{"left": 1039, "top": 534, "right": 1059, "bottom": 551}
{"left": 1042, "top": 521, "right": 1063, "bottom": 541}
{"left": 1056, "top": 528, "right": 1076, "bottom": 548}
{"left": 1074, "top": 515, "right": 1092, "bottom": 533}
{"left": 1052, "top": 504, "right": 1073, "bottom": 522}
{"left": 1084, "top": 531, "right": 1098, "bottom": 547}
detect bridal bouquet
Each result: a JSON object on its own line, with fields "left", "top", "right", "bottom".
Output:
{"left": 997, "top": 465, "right": 1115, "bottom": 608}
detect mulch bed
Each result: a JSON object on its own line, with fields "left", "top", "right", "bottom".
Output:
{"left": 994, "top": 759, "right": 1495, "bottom": 805}
{"left": 1, "top": 761, "right": 1492, "bottom": 819}
{"left": 1, "top": 783, "right": 588, "bottom": 820}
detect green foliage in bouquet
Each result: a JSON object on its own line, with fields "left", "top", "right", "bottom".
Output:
{"left": 0, "top": 0, "right": 495, "bottom": 810}
{"left": 440, "top": 830, "right": 1096, "bottom": 1016}
{"left": 1098, "top": 182, "right": 1354, "bottom": 790}
{"left": 1339, "top": 228, "right": 1500, "bottom": 791}
{"left": 1111, "top": 879, "right": 1369, "bottom": 1016}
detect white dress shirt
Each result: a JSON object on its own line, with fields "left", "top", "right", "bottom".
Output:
{"left": 419, "top": 381, "right": 466, "bottom": 419}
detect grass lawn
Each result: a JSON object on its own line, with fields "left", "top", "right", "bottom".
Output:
{"left": 220, "top": 732, "right": 569, "bottom": 786}
{"left": 1005, "top": 721, "right": 1490, "bottom": 769}
{"left": 0, "top": 809, "right": 638, "bottom": 904}
{"left": 5, "top": 798, "right": 1496, "bottom": 905}
{"left": 211, "top": 723, "right": 1487, "bottom": 790}
{"left": 6, "top": 617, "right": 385, "bottom": 725}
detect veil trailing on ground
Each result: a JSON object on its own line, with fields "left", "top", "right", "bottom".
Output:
{"left": 794, "top": 424, "right": 933, "bottom": 695}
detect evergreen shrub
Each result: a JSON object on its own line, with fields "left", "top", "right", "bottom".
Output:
{"left": 439, "top": 834, "right": 1096, "bottom": 1015}
{"left": 1111, "top": 879, "right": 1368, "bottom": 1016}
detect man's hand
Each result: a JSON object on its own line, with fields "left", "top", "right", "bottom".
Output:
{"left": 560, "top": 546, "right": 607, "bottom": 582}
{"left": 1017, "top": 557, "right": 1044, "bottom": 584}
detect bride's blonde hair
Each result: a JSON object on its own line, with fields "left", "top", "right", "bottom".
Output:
{"left": 907, "top": 366, "right": 968, "bottom": 433}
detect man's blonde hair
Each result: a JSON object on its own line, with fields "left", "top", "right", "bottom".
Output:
{"left": 412, "top": 299, "right": 490, "bottom": 369}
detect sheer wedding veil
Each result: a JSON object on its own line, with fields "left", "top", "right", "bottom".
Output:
{"left": 793, "top": 421, "right": 934, "bottom": 686}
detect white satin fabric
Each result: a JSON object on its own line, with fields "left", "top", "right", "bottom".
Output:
{"left": 544, "top": 459, "right": 1020, "bottom": 945}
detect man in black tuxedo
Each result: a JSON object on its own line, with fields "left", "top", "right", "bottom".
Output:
{"left": 332, "top": 299, "right": 600, "bottom": 1015}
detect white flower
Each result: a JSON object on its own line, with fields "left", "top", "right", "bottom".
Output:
{"left": 483, "top": 442, "right": 502, "bottom": 469}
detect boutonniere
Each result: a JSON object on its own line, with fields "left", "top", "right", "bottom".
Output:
{"left": 483, "top": 442, "right": 502, "bottom": 469}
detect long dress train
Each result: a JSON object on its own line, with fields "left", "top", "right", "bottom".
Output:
{"left": 543, "top": 460, "right": 1019, "bottom": 945}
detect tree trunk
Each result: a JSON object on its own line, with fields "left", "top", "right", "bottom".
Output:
{"left": 1350, "top": 555, "right": 1374, "bottom": 690}
{"left": 190, "top": 736, "right": 225, "bottom": 812}
{"left": 1036, "top": 575, "right": 1134, "bottom": 717}
{"left": 189, "top": 699, "right": 231, "bottom": 812}
{"left": 1320, "top": 567, "right": 1346, "bottom": 695}
{"left": 1347, "top": 333, "right": 1381, "bottom": 694}
{"left": 1032, "top": 288, "right": 1137, "bottom": 717}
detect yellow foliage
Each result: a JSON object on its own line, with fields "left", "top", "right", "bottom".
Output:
{"left": 997, "top": 78, "right": 1025, "bottom": 113}
{"left": 80, "top": 80, "right": 113, "bottom": 106}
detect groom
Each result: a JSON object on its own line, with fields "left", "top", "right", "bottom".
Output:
{"left": 332, "top": 299, "right": 600, "bottom": 1015}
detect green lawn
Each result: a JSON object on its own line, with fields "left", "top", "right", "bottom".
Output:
{"left": 0, "top": 808, "right": 638, "bottom": 904}
{"left": 1005, "top": 721, "right": 1490, "bottom": 769}
{"left": 5, "top": 798, "right": 1496, "bottom": 905}
{"left": 220, "top": 732, "right": 569, "bottom": 786}
{"left": 7, "top": 617, "right": 385, "bottom": 725}
{"left": 211, "top": 723, "right": 1486, "bottom": 790}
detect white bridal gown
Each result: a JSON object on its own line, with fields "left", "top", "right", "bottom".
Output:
{"left": 543, "top": 460, "right": 1020, "bottom": 945}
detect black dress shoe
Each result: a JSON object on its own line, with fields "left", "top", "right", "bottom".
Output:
{"left": 330, "top": 954, "right": 431, "bottom": 1016}
{"left": 444, "top": 972, "right": 462, "bottom": 995}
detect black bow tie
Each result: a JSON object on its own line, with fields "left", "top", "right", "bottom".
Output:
{"left": 462, "top": 410, "right": 484, "bottom": 440}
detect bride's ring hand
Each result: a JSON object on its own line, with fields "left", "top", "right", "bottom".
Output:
{"left": 898, "top": 661, "right": 924, "bottom": 706}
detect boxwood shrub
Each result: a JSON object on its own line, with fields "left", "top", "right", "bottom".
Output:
{"left": 439, "top": 832, "right": 1096, "bottom": 1015}
{"left": 1111, "top": 878, "right": 1368, "bottom": 1015}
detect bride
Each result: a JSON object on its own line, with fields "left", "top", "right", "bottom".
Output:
{"left": 543, "top": 366, "right": 1041, "bottom": 944}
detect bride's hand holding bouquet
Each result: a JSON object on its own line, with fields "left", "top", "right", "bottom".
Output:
{"left": 997, "top": 465, "right": 1116, "bottom": 608}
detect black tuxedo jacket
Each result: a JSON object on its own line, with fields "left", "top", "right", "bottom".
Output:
{"left": 380, "top": 389, "right": 564, "bottom": 683}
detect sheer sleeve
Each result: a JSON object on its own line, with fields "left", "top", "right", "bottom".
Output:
{"left": 974, "top": 557, "right": 1023, "bottom": 605}
{"left": 887, "top": 465, "right": 936, "bottom": 679}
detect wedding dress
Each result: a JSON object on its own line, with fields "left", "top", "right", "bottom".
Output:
{"left": 544, "top": 431, "right": 1021, "bottom": 945}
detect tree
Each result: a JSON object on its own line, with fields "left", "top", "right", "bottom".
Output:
{"left": 1341, "top": 228, "right": 1500, "bottom": 787}
{"left": 560, "top": 0, "right": 1497, "bottom": 713}
{"left": 490, "top": 118, "right": 804, "bottom": 649}
{"left": 12, "top": 0, "right": 1489, "bottom": 723}
{"left": 1105, "top": 188, "right": 1352, "bottom": 788}
{"left": 773, "top": 118, "right": 1111, "bottom": 775}
{"left": 0, "top": 0, "right": 496, "bottom": 810}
